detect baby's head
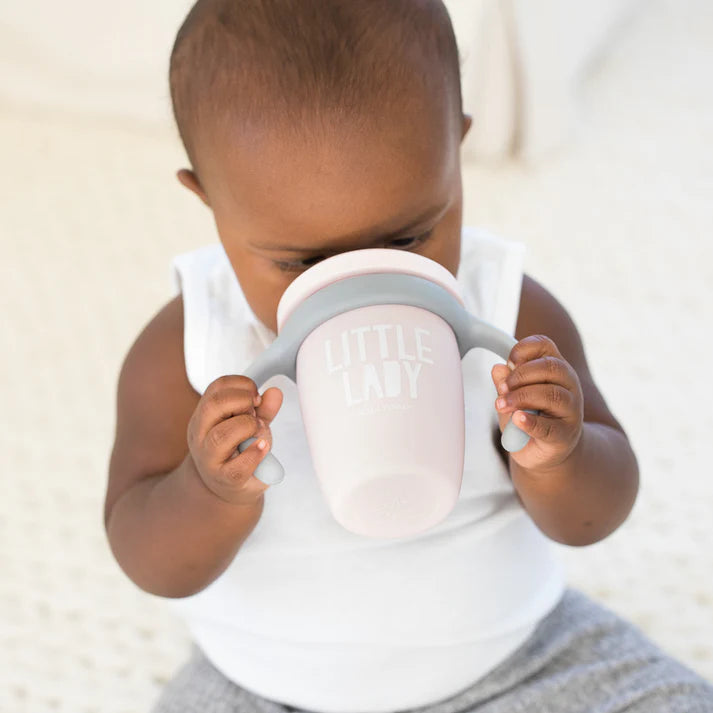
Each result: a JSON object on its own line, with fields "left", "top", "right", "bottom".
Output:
{"left": 170, "top": 0, "right": 471, "bottom": 333}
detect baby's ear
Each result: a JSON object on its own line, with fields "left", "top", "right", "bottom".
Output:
{"left": 177, "top": 168, "right": 211, "bottom": 207}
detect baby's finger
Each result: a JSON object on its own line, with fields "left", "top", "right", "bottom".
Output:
{"left": 193, "top": 379, "right": 259, "bottom": 440}
{"left": 204, "top": 413, "right": 261, "bottom": 466}
{"left": 491, "top": 363, "right": 512, "bottom": 393}
{"left": 496, "top": 383, "right": 575, "bottom": 420}
{"left": 500, "top": 357, "right": 578, "bottom": 395}
{"left": 508, "top": 335, "right": 562, "bottom": 368}
{"left": 510, "top": 409, "right": 569, "bottom": 445}
{"left": 220, "top": 439, "right": 272, "bottom": 495}
{"left": 254, "top": 386, "right": 284, "bottom": 425}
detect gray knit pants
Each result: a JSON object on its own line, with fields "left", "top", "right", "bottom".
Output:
{"left": 151, "top": 588, "right": 713, "bottom": 712}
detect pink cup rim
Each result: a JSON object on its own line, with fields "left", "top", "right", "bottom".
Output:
{"left": 276, "top": 248, "right": 465, "bottom": 332}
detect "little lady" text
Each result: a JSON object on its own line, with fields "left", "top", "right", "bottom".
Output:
{"left": 323, "top": 323, "right": 434, "bottom": 405}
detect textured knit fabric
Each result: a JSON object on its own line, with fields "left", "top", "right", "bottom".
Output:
{"left": 151, "top": 588, "right": 713, "bottom": 713}
{"left": 166, "top": 228, "right": 566, "bottom": 712}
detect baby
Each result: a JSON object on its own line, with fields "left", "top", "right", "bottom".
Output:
{"left": 104, "top": 0, "right": 713, "bottom": 711}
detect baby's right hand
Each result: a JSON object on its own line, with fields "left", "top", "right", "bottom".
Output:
{"left": 187, "top": 376, "right": 283, "bottom": 505}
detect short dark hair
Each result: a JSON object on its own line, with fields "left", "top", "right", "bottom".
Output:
{"left": 169, "top": 0, "right": 463, "bottom": 175}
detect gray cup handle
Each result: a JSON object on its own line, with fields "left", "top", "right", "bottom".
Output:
{"left": 238, "top": 340, "right": 294, "bottom": 486}
{"left": 236, "top": 273, "right": 536, "bottom": 485}
{"left": 457, "top": 312, "right": 536, "bottom": 453}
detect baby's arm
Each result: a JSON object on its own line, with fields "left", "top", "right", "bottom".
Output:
{"left": 491, "top": 275, "right": 639, "bottom": 547}
{"left": 104, "top": 296, "right": 280, "bottom": 597}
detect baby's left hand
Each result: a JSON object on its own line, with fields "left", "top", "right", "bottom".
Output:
{"left": 491, "top": 335, "right": 584, "bottom": 473}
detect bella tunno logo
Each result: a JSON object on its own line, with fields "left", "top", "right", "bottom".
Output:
{"left": 324, "top": 323, "right": 434, "bottom": 408}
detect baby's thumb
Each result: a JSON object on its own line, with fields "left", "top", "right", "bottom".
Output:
{"left": 491, "top": 363, "right": 510, "bottom": 389}
{"left": 255, "top": 386, "right": 283, "bottom": 424}
{"left": 490, "top": 364, "right": 511, "bottom": 433}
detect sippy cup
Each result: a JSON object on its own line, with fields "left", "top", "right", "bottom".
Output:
{"left": 236, "top": 248, "right": 532, "bottom": 538}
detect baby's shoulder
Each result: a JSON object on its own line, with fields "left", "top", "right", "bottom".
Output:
{"left": 123, "top": 294, "right": 187, "bottom": 380}
{"left": 516, "top": 274, "right": 581, "bottom": 348}
{"left": 118, "top": 293, "right": 197, "bottom": 406}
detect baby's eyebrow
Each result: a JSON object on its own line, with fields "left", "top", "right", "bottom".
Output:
{"left": 251, "top": 200, "right": 449, "bottom": 253}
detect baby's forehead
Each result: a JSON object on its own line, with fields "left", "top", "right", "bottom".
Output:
{"left": 197, "top": 95, "right": 459, "bottom": 191}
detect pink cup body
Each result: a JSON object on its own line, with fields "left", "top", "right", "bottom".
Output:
{"left": 296, "top": 303, "right": 465, "bottom": 538}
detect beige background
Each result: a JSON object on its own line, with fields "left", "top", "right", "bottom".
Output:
{"left": 1, "top": 0, "right": 712, "bottom": 711}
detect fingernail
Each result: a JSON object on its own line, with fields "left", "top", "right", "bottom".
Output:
{"left": 496, "top": 398, "right": 507, "bottom": 410}
{"left": 497, "top": 381, "right": 509, "bottom": 395}
{"left": 254, "top": 394, "right": 262, "bottom": 406}
{"left": 507, "top": 360, "right": 515, "bottom": 370}
{"left": 257, "top": 439, "right": 267, "bottom": 450}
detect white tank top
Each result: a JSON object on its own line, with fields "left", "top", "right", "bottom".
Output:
{"left": 168, "top": 227, "right": 565, "bottom": 713}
